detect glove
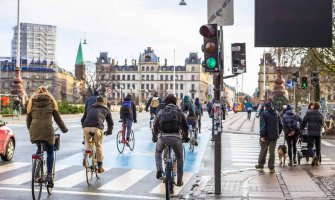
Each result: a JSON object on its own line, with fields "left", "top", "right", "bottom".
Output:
{"left": 134, "top": 120, "right": 137, "bottom": 123}
{"left": 152, "top": 135, "right": 158, "bottom": 143}
{"left": 182, "top": 137, "right": 190, "bottom": 143}
{"left": 62, "top": 128, "right": 68, "bottom": 133}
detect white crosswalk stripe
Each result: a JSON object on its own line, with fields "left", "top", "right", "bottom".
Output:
{"left": 0, "top": 162, "right": 192, "bottom": 196}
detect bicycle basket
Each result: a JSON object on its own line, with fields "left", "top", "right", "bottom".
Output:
{"left": 54, "top": 134, "right": 60, "bottom": 151}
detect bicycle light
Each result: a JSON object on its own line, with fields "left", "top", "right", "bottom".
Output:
{"left": 32, "top": 154, "right": 40, "bottom": 160}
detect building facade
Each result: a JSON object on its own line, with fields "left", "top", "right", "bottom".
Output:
{"left": 95, "top": 47, "right": 210, "bottom": 105}
{"left": 11, "top": 23, "right": 57, "bottom": 64}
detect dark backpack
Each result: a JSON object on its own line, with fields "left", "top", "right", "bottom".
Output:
{"left": 159, "top": 105, "right": 180, "bottom": 133}
{"left": 121, "top": 101, "right": 132, "bottom": 115}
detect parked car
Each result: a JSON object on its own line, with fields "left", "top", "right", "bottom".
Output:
{"left": 0, "top": 120, "right": 15, "bottom": 161}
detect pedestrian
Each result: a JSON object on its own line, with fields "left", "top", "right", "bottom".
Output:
{"left": 81, "top": 96, "right": 114, "bottom": 173}
{"left": 186, "top": 101, "right": 200, "bottom": 145}
{"left": 280, "top": 104, "right": 287, "bottom": 117}
{"left": 85, "top": 91, "right": 99, "bottom": 111}
{"left": 152, "top": 94, "right": 189, "bottom": 187}
{"left": 194, "top": 97, "right": 203, "bottom": 133}
{"left": 120, "top": 94, "right": 137, "bottom": 144}
{"left": 255, "top": 101, "right": 283, "bottom": 173}
{"left": 26, "top": 86, "right": 68, "bottom": 188}
{"left": 282, "top": 104, "right": 302, "bottom": 166}
{"left": 300, "top": 102, "right": 324, "bottom": 166}
{"left": 308, "top": 102, "right": 314, "bottom": 110}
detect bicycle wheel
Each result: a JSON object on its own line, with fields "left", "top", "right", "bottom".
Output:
{"left": 94, "top": 151, "right": 100, "bottom": 179}
{"left": 165, "top": 163, "right": 172, "bottom": 200}
{"left": 116, "top": 131, "right": 125, "bottom": 153}
{"left": 128, "top": 130, "right": 135, "bottom": 151}
{"left": 47, "top": 156, "right": 56, "bottom": 195}
{"left": 32, "top": 159, "right": 43, "bottom": 200}
{"left": 85, "top": 153, "right": 93, "bottom": 185}
{"left": 189, "top": 131, "right": 194, "bottom": 153}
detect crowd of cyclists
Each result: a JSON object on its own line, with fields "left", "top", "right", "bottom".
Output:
{"left": 26, "top": 87, "right": 206, "bottom": 189}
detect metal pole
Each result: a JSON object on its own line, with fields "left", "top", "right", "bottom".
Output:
{"left": 173, "top": 49, "right": 176, "bottom": 96}
{"left": 293, "top": 81, "right": 296, "bottom": 112}
{"left": 214, "top": 26, "right": 223, "bottom": 194}
{"left": 263, "top": 50, "right": 266, "bottom": 100}
{"left": 16, "top": 0, "right": 20, "bottom": 69}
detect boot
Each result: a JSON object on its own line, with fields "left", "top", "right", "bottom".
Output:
{"left": 176, "top": 178, "right": 183, "bottom": 187}
{"left": 46, "top": 173, "right": 54, "bottom": 188}
{"left": 293, "top": 155, "right": 297, "bottom": 165}
{"left": 288, "top": 160, "right": 293, "bottom": 167}
{"left": 156, "top": 170, "right": 163, "bottom": 179}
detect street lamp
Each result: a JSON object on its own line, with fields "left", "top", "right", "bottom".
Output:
{"left": 173, "top": 49, "right": 176, "bottom": 96}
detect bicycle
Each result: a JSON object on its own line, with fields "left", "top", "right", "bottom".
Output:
{"left": 31, "top": 129, "right": 60, "bottom": 200}
{"left": 149, "top": 113, "right": 155, "bottom": 129}
{"left": 83, "top": 131, "right": 102, "bottom": 185}
{"left": 162, "top": 145, "right": 177, "bottom": 199}
{"left": 323, "top": 117, "right": 335, "bottom": 137}
{"left": 188, "top": 125, "right": 196, "bottom": 153}
{"left": 116, "top": 120, "right": 135, "bottom": 153}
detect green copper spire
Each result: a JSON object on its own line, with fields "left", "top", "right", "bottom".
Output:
{"left": 75, "top": 42, "right": 84, "bottom": 65}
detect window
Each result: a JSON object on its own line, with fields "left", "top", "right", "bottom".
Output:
{"left": 165, "top": 84, "right": 168, "bottom": 90}
{"left": 191, "top": 84, "right": 195, "bottom": 90}
{"left": 160, "top": 84, "right": 163, "bottom": 90}
{"left": 170, "top": 75, "right": 173, "bottom": 80}
{"left": 165, "top": 75, "right": 168, "bottom": 80}
{"left": 151, "top": 84, "right": 154, "bottom": 89}
{"left": 170, "top": 84, "right": 173, "bottom": 89}
{"left": 180, "top": 93, "right": 183, "bottom": 99}
{"left": 146, "top": 66, "right": 149, "bottom": 71}
{"left": 127, "top": 75, "right": 130, "bottom": 80}
{"left": 141, "top": 84, "right": 144, "bottom": 89}
{"left": 192, "top": 66, "right": 195, "bottom": 72}
{"left": 176, "top": 84, "right": 178, "bottom": 90}
{"left": 180, "top": 84, "right": 183, "bottom": 89}
{"left": 122, "top": 75, "right": 125, "bottom": 80}
{"left": 117, "top": 75, "right": 120, "bottom": 80}
{"left": 191, "top": 75, "right": 195, "bottom": 81}
{"left": 127, "top": 84, "right": 130, "bottom": 89}
{"left": 151, "top": 75, "right": 154, "bottom": 80}
{"left": 132, "top": 75, "right": 135, "bottom": 80}
{"left": 146, "top": 75, "right": 149, "bottom": 80}
{"left": 180, "top": 75, "right": 183, "bottom": 80}
{"left": 112, "top": 93, "right": 115, "bottom": 99}
{"left": 132, "top": 84, "right": 135, "bottom": 89}
{"left": 117, "top": 84, "right": 120, "bottom": 89}
{"left": 146, "top": 84, "right": 149, "bottom": 89}
{"left": 160, "top": 75, "right": 163, "bottom": 80}
{"left": 112, "top": 83, "right": 115, "bottom": 89}
{"left": 151, "top": 66, "right": 154, "bottom": 71}
{"left": 176, "top": 75, "right": 178, "bottom": 80}
{"left": 142, "top": 75, "right": 145, "bottom": 80}
{"left": 266, "top": 75, "right": 269, "bottom": 81}
{"left": 142, "top": 66, "right": 145, "bottom": 71}
{"left": 112, "top": 75, "right": 115, "bottom": 80}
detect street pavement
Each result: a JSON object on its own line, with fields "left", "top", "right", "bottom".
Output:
{"left": 183, "top": 111, "right": 335, "bottom": 200}
{"left": 0, "top": 111, "right": 335, "bottom": 199}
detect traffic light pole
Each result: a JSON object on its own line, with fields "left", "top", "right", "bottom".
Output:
{"left": 213, "top": 26, "right": 223, "bottom": 194}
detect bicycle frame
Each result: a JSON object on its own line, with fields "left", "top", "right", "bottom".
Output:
{"left": 163, "top": 145, "right": 175, "bottom": 199}
{"left": 84, "top": 132, "right": 100, "bottom": 185}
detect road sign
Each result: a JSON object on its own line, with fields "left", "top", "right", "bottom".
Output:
{"left": 208, "top": 0, "right": 234, "bottom": 26}
{"left": 107, "top": 88, "right": 112, "bottom": 94}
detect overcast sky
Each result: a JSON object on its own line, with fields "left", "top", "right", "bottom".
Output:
{"left": 0, "top": 0, "right": 266, "bottom": 95}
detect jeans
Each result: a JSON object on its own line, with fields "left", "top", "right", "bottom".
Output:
{"left": 155, "top": 136, "right": 183, "bottom": 181}
{"left": 122, "top": 118, "right": 133, "bottom": 139}
{"left": 257, "top": 139, "right": 277, "bottom": 170}
{"left": 307, "top": 136, "right": 321, "bottom": 159}
{"left": 286, "top": 135, "right": 298, "bottom": 161}
{"left": 36, "top": 143, "right": 54, "bottom": 174}
{"left": 83, "top": 127, "right": 104, "bottom": 163}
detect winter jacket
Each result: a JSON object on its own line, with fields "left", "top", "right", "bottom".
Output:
{"left": 194, "top": 98, "right": 203, "bottom": 115}
{"left": 180, "top": 96, "right": 191, "bottom": 112}
{"left": 81, "top": 102, "right": 114, "bottom": 134}
{"left": 282, "top": 110, "right": 302, "bottom": 137}
{"left": 85, "top": 95, "right": 98, "bottom": 111}
{"left": 145, "top": 96, "right": 162, "bottom": 114}
{"left": 186, "top": 104, "right": 200, "bottom": 121}
{"left": 301, "top": 109, "right": 324, "bottom": 137}
{"left": 153, "top": 104, "right": 189, "bottom": 138}
{"left": 259, "top": 108, "right": 283, "bottom": 140}
{"left": 120, "top": 96, "right": 137, "bottom": 121}
{"left": 27, "top": 94, "right": 68, "bottom": 145}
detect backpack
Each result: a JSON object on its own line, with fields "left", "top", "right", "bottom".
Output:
{"left": 150, "top": 97, "right": 159, "bottom": 108}
{"left": 121, "top": 101, "right": 132, "bottom": 115}
{"left": 159, "top": 105, "right": 180, "bottom": 133}
{"left": 188, "top": 103, "right": 196, "bottom": 116}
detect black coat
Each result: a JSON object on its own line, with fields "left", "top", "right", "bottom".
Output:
{"left": 120, "top": 96, "right": 137, "bottom": 121}
{"left": 81, "top": 102, "right": 114, "bottom": 133}
{"left": 301, "top": 110, "right": 324, "bottom": 136}
{"left": 259, "top": 108, "right": 283, "bottom": 140}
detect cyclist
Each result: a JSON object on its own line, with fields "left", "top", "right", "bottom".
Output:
{"left": 245, "top": 100, "right": 253, "bottom": 120}
{"left": 85, "top": 91, "right": 99, "bottom": 111}
{"left": 152, "top": 94, "right": 189, "bottom": 187}
{"left": 120, "top": 94, "right": 137, "bottom": 144}
{"left": 180, "top": 95, "right": 192, "bottom": 114}
{"left": 26, "top": 86, "right": 68, "bottom": 188}
{"left": 145, "top": 92, "right": 162, "bottom": 121}
{"left": 194, "top": 98, "right": 203, "bottom": 133}
{"left": 186, "top": 101, "right": 200, "bottom": 146}
{"left": 13, "top": 96, "right": 21, "bottom": 115}
{"left": 81, "top": 96, "right": 114, "bottom": 173}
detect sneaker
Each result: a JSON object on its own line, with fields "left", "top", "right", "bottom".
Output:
{"left": 269, "top": 169, "right": 275, "bottom": 173}
{"left": 255, "top": 165, "right": 264, "bottom": 170}
{"left": 156, "top": 170, "right": 163, "bottom": 179}
{"left": 176, "top": 179, "right": 183, "bottom": 187}
{"left": 82, "top": 156, "right": 87, "bottom": 168}
{"left": 46, "top": 173, "right": 54, "bottom": 188}
{"left": 97, "top": 166, "right": 105, "bottom": 173}
{"left": 311, "top": 156, "right": 318, "bottom": 167}
{"left": 125, "top": 138, "right": 130, "bottom": 147}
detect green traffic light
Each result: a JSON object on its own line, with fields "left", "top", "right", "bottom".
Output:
{"left": 206, "top": 57, "right": 216, "bottom": 69}
{"left": 302, "top": 83, "right": 307, "bottom": 88}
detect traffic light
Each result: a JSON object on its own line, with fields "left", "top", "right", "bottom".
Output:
{"left": 199, "top": 24, "right": 219, "bottom": 73}
{"left": 292, "top": 71, "right": 299, "bottom": 82}
{"left": 301, "top": 77, "right": 308, "bottom": 89}
{"left": 231, "top": 43, "right": 246, "bottom": 74}
{"left": 311, "top": 71, "right": 319, "bottom": 87}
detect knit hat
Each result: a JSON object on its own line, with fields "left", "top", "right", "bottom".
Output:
{"left": 286, "top": 104, "right": 292, "bottom": 110}
{"left": 264, "top": 101, "right": 272, "bottom": 108}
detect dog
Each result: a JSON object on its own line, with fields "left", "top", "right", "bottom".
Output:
{"left": 277, "top": 144, "right": 287, "bottom": 166}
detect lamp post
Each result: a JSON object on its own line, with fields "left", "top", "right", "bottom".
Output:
{"left": 263, "top": 50, "right": 266, "bottom": 101}
{"left": 265, "top": 85, "right": 269, "bottom": 100}
{"left": 173, "top": 49, "right": 176, "bottom": 96}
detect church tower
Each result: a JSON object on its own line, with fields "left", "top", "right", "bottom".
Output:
{"left": 75, "top": 42, "right": 86, "bottom": 80}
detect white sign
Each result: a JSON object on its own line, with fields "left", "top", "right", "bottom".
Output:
{"left": 208, "top": 0, "right": 234, "bottom": 26}
{"left": 107, "top": 88, "right": 112, "bottom": 94}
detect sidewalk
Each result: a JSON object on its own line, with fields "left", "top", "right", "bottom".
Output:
{"left": 184, "top": 165, "right": 335, "bottom": 200}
